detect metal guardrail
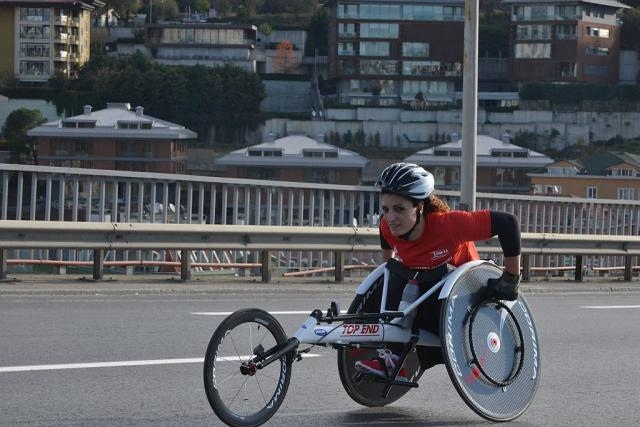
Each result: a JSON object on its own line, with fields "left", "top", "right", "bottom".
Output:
{"left": 1, "top": 220, "right": 640, "bottom": 282}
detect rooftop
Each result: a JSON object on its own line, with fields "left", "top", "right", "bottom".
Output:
{"left": 404, "top": 134, "right": 554, "bottom": 168}
{"left": 28, "top": 103, "right": 197, "bottom": 140}
{"left": 216, "top": 134, "right": 369, "bottom": 168}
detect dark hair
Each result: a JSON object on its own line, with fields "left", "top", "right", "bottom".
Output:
{"left": 381, "top": 191, "right": 449, "bottom": 214}
{"left": 423, "top": 195, "right": 450, "bottom": 214}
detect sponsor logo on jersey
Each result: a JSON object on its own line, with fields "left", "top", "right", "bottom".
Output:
{"left": 431, "top": 248, "right": 450, "bottom": 261}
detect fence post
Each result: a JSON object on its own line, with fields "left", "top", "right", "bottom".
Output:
{"left": 575, "top": 255, "right": 583, "bottom": 282}
{"left": 0, "top": 249, "right": 7, "bottom": 280}
{"left": 181, "top": 249, "right": 192, "bottom": 281}
{"left": 261, "top": 250, "right": 271, "bottom": 283}
{"left": 93, "top": 249, "right": 104, "bottom": 281}
{"left": 624, "top": 255, "right": 632, "bottom": 282}
{"left": 521, "top": 254, "right": 530, "bottom": 282}
{"left": 334, "top": 251, "right": 344, "bottom": 282}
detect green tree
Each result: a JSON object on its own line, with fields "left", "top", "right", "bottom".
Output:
{"left": 103, "top": 0, "right": 142, "bottom": 21}
{"left": 258, "top": 22, "right": 273, "bottom": 36}
{"left": 621, "top": 8, "right": 640, "bottom": 51}
{"left": 1, "top": 108, "right": 46, "bottom": 164}
{"left": 144, "top": 0, "right": 179, "bottom": 22}
{"left": 305, "top": 7, "right": 329, "bottom": 56}
{"left": 479, "top": 12, "right": 510, "bottom": 57}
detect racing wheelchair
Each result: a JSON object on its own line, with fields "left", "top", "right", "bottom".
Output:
{"left": 203, "top": 260, "right": 541, "bottom": 426}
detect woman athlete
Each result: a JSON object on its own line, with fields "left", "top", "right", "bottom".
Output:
{"left": 355, "top": 162, "right": 521, "bottom": 380}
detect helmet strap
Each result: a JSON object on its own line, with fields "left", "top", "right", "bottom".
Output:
{"left": 399, "top": 208, "right": 422, "bottom": 240}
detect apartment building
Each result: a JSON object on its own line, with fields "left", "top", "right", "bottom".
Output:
{"left": 145, "top": 22, "right": 257, "bottom": 72}
{"left": 504, "top": 0, "right": 629, "bottom": 85}
{"left": 28, "top": 103, "right": 196, "bottom": 173}
{"left": 325, "top": 0, "right": 465, "bottom": 107}
{"left": 530, "top": 151, "right": 640, "bottom": 200}
{"left": 0, "top": 0, "right": 104, "bottom": 83}
{"left": 404, "top": 134, "right": 553, "bottom": 193}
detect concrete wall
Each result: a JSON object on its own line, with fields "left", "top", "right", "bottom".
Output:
{"left": 619, "top": 50, "right": 639, "bottom": 85}
{"left": 300, "top": 106, "right": 640, "bottom": 147}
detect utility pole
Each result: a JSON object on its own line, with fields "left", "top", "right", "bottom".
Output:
{"left": 460, "top": 0, "right": 479, "bottom": 212}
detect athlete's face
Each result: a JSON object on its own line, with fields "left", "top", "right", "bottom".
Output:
{"left": 381, "top": 193, "right": 423, "bottom": 237}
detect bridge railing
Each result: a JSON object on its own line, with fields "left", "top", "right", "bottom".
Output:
{"left": 2, "top": 163, "right": 640, "bottom": 272}
{"left": 2, "top": 220, "right": 640, "bottom": 282}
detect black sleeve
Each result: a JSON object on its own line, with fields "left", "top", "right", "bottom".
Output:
{"left": 489, "top": 211, "right": 521, "bottom": 257}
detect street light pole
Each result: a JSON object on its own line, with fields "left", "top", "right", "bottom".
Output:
{"left": 460, "top": 0, "right": 479, "bottom": 211}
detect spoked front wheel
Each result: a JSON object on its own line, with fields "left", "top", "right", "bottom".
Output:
{"left": 204, "top": 308, "right": 292, "bottom": 427}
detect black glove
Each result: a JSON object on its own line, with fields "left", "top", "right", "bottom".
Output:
{"left": 486, "top": 271, "right": 520, "bottom": 301}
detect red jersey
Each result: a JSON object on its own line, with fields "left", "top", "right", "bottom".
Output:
{"left": 380, "top": 210, "right": 492, "bottom": 269}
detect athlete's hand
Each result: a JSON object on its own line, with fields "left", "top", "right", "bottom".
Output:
{"left": 486, "top": 271, "right": 520, "bottom": 301}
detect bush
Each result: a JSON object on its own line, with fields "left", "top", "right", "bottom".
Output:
{"left": 520, "top": 83, "right": 640, "bottom": 103}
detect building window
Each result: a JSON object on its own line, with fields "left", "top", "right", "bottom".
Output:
{"left": 20, "top": 7, "right": 51, "bottom": 22}
{"left": 338, "top": 3, "right": 358, "bottom": 18}
{"left": 338, "top": 42, "right": 355, "bottom": 56}
{"left": 586, "top": 46, "right": 609, "bottom": 56}
{"left": 585, "top": 7, "right": 605, "bottom": 19}
{"left": 618, "top": 188, "right": 634, "bottom": 200}
{"left": 302, "top": 150, "right": 338, "bottom": 158}
{"left": 20, "top": 43, "right": 50, "bottom": 57}
{"left": 305, "top": 169, "right": 336, "bottom": 184}
{"left": 401, "top": 80, "right": 452, "bottom": 96}
{"left": 359, "top": 41, "right": 390, "bottom": 57}
{"left": 611, "top": 168, "right": 635, "bottom": 176}
{"left": 76, "top": 141, "right": 89, "bottom": 155}
{"left": 359, "top": 60, "right": 398, "bottom": 75}
{"left": 443, "top": 6, "right": 464, "bottom": 21}
{"left": 247, "top": 149, "right": 282, "bottom": 157}
{"left": 586, "top": 186, "right": 598, "bottom": 198}
{"left": 402, "top": 42, "right": 429, "bottom": 57}
{"left": 516, "top": 25, "right": 551, "bottom": 40}
{"left": 359, "top": 4, "right": 401, "bottom": 19}
{"left": 247, "top": 168, "right": 274, "bottom": 179}
{"left": 20, "top": 24, "right": 51, "bottom": 40}
{"left": 402, "top": 61, "right": 461, "bottom": 77}
{"left": 360, "top": 23, "right": 398, "bottom": 38}
{"left": 514, "top": 43, "right": 551, "bottom": 59}
{"left": 19, "top": 60, "right": 50, "bottom": 75}
{"left": 338, "top": 59, "right": 357, "bottom": 74}
{"left": 401, "top": 5, "right": 462, "bottom": 21}
{"left": 555, "top": 5, "right": 578, "bottom": 20}
{"left": 556, "top": 24, "right": 577, "bottom": 40}
{"left": 545, "top": 185, "right": 561, "bottom": 195}
{"left": 559, "top": 62, "right": 577, "bottom": 79}
{"left": 584, "top": 64, "right": 608, "bottom": 76}
{"left": 338, "top": 23, "right": 356, "bottom": 38}
{"left": 586, "top": 27, "right": 609, "bottom": 38}
{"left": 434, "top": 149, "right": 461, "bottom": 157}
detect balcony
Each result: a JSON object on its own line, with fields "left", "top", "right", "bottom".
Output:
{"left": 55, "top": 16, "right": 80, "bottom": 27}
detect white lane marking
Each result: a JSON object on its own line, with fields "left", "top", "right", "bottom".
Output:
{"left": 0, "top": 354, "right": 320, "bottom": 373}
{"left": 192, "top": 310, "right": 347, "bottom": 316}
{"left": 581, "top": 305, "right": 640, "bottom": 309}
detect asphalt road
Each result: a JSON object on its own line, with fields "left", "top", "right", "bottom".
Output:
{"left": 1, "top": 291, "right": 639, "bottom": 426}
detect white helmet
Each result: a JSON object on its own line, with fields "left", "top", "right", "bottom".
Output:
{"left": 375, "top": 162, "right": 434, "bottom": 200}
